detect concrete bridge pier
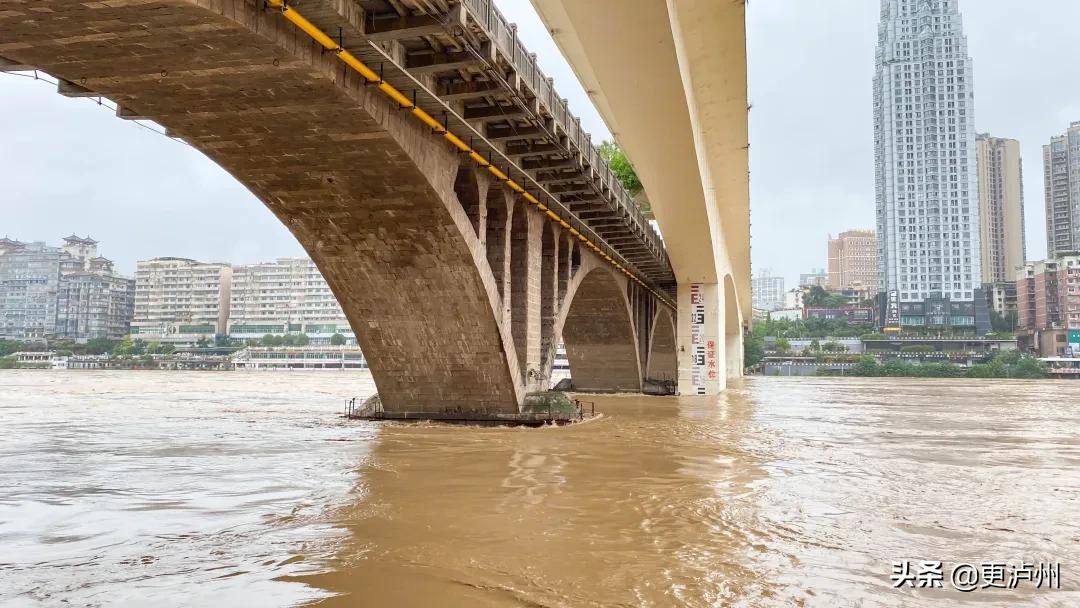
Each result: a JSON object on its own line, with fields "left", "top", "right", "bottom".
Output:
{"left": 530, "top": 0, "right": 751, "bottom": 396}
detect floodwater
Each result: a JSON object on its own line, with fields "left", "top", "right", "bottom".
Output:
{"left": 1, "top": 372, "right": 1078, "bottom": 607}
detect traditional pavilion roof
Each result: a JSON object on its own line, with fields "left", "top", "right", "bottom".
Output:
{"left": 62, "top": 234, "right": 98, "bottom": 245}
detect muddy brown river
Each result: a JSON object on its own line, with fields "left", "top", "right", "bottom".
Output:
{"left": 1, "top": 371, "right": 1077, "bottom": 607}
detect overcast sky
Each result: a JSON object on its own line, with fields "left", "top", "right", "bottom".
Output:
{"left": 3, "top": 1, "right": 1079, "bottom": 288}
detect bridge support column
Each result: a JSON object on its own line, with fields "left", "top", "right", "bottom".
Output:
{"left": 676, "top": 282, "right": 724, "bottom": 395}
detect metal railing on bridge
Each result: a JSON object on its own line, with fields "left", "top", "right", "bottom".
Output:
{"left": 460, "top": 0, "right": 666, "bottom": 266}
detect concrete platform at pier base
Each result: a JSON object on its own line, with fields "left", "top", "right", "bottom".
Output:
{"left": 343, "top": 392, "right": 597, "bottom": 427}
{"left": 343, "top": 411, "right": 596, "bottom": 427}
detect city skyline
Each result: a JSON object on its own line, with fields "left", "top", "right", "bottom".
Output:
{"left": 2, "top": 0, "right": 1079, "bottom": 290}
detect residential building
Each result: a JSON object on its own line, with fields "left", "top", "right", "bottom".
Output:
{"left": 976, "top": 134, "right": 1026, "bottom": 284}
{"left": 827, "top": 230, "right": 878, "bottom": 292}
{"left": 751, "top": 272, "right": 785, "bottom": 311}
{"left": 836, "top": 286, "right": 875, "bottom": 307}
{"left": 228, "top": 257, "right": 355, "bottom": 344}
{"left": 1016, "top": 255, "right": 1080, "bottom": 356}
{"left": 0, "top": 235, "right": 133, "bottom": 341}
{"left": 783, "top": 287, "right": 805, "bottom": 310}
{"left": 0, "top": 239, "right": 62, "bottom": 339}
{"left": 873, "top": 0, "right": 983, "bottom": 327}
{"left": 54, "top": 236, "right": 135, "bottom": 341}
{"left": 985, "top": 280, "right": 1017, "bottom": 320}
{"left": 132, "top": 257, "right": 232, "bottom": 344}
{"left": 1043, "top": 121, "right": 1080, "bottom": 257}
{"left": 798, "top": 269, "right": 828, "bottom": 288}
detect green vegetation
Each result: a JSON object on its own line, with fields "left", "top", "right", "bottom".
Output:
{"left": 990, "top": 310, "right": 1018, "bottom": 334}
{"left": 774, "top": 337, "right": 791, "bottom": 354}
{"left": 802, "top": 285, "right": 848, "bottom": 308}
{"left": 842, "top": 351, "right": 1047, "bottom": 379}
{"left": 0, "top": 339, "right": 27, "bottom": 357}
{"left": 0, "top": 355, "right": 16, "bottom": 369}
{"left": 330, "top": 333, "right": 347, "bottom": 346}
{"left": 112, "top": 337, "right": 145, "bottom": 357}
{"left": 259, "top": 334, "right": 311, "bottom": 347}
{"left": 522, "top": 391, "right": 580, "bottom": 416}
{"left": 753, "top": 317, "right": 865, "bottom": 340}
{"left": 744, "top": 335, "right": 765, "bottom": 367}
{"left": 598, "top": 141, "right": 642, "bottom": 195}
{"left": 81, "top": 338, "right": 116, "bottom": 355}
{"left": 1, "top": 338, "right": 119, "bottom": 357}
{"left": 744, "top": 317, "right": 864, "bottom": 368}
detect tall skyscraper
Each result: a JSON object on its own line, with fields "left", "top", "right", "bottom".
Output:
{"left": 827, "top": 230, "right": 879, "bottom": 292}
{"left": 874, "top": 0, "right": 986, "bottom": 331}
{"left": 1043, "top": 121, "right": 1080, "bottom": 258}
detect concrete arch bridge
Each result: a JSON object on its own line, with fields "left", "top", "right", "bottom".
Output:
{"left": 0, "top": 0, "right": 738, "bottom": 413}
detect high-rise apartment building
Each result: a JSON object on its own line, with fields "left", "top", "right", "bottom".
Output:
{"left": 229, "top": 257, "right": 355, "bottom": 344}
{"left": 751, "top": 272, "right": 785, "bottom": 311}
{"left": 131, "top": 258, "right": 232, "bottom": 344}
{"left": 1043, "top": 121, "right": 1080, "bottom": 257}
{"left": 0, "top": 235, "right": 133, "bottom": 341}
{"left": 874, "top": 0, "right": 986, "bottom": 331}
{"left": 1016, "top": 255, "right": 1080, "bottom": 356}
{"left": 827, "top": 230, "right": 879, "bottom": 292}
{"left": 976, "top": 134, "right": 1025, "bottom": 283}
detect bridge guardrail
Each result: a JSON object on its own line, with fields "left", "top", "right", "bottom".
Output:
{"left": 460, "top": 0, "right": 665, "bottom": 264}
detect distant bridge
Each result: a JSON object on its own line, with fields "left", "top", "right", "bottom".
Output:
{"left": 0, "top": 0, "right": 746, "bottom": 412}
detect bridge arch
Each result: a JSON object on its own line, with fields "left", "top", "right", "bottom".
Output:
{"left": 2, "top": 0, "right": 524, "bottom": 412}
{"left": 554, "top": 261, "right": 643, "bottom": 393}
{"left": 645, "top": 308, "right": 677, "bottom": 383}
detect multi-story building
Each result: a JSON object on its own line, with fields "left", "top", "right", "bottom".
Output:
{"left": 0, "top": 235, "right": 133, "bottom": 341}
{"left": 1016, "top": 255, "right": 1080, "bottom": 356}
{"left": 751, "top": 272, "right": 785, "bottom": 311}
{"left": 132, "top": 258, "right": 232, "bottom": 344}
{"left": 1015, "top": 253, "right": 1075, "bottom": 356}
{"left": 798, "top": 269, "right": 829, "bottom": 288}
{"left": 228, "top": 257, "right": 355, "bottom": 344}
{"left": 976, "top": 134, "right": 1026, "bottom": 284}
{"left": 783, "top": 287, "right": 805, "bottom": 310}
{"left": 874, "top": 0, "right": 986, "bottom": 332}
{"left": 1043, "top": 121, "right": 1080, "bottom": 258}
{"left": 985, "top": 280, "right": 1017, "bottom": 321}
{"left": 827, "top": 230, "right": 878, "bottom": 292}
{"left": 0, "top": 239, "right": 62, "bottom": 339}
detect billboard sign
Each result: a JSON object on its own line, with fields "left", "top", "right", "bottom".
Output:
{"left": 883, "top": 290, "right": 902, "bottom": 332}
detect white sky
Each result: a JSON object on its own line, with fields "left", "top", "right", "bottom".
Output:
{"left": 3, "top": 0, "right": 1078, "bottom": 288}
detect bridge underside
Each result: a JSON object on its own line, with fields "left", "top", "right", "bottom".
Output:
{"left": 0, "top": 0, "right": 675, "bottom": 411}
{"left": 531, "top": 0, "right": 751, "bottom": 393}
